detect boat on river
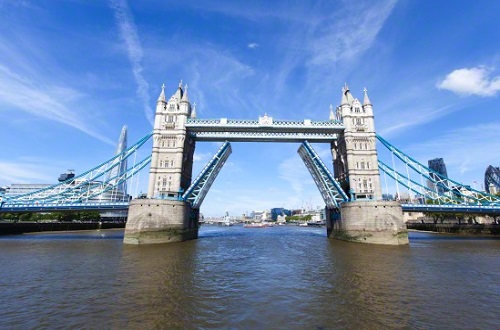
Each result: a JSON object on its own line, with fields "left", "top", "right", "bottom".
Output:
{"left": 244, "top": 222, "right": 273, "bottom": 228}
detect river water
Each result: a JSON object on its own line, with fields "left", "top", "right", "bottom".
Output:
{"left": 0, "top": 225, "right": 498, "bottom": 329}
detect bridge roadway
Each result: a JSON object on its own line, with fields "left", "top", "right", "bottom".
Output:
{"left": 401, "top": 203, "right": 500, "bottom": 214}
{"left": 2, "top": 201, "right": 500, "bottom": 215}
{"left": 184, "top": 118, "right": 345, "bottom": 142}
{"left": 0, "top": 201, "right": 129, "bottom": 213}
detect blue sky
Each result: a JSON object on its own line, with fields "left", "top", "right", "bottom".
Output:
{"left": 1, "top": 0, "right": 499, "bottom": 216}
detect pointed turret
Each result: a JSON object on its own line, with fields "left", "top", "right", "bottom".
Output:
{"left": 363, "top": 87, "right": 372, "bottom": 106}
{"left": 173, "top": 79, "right": 183, "bottom": 101}
{"left": 190, "top": 102, "right": 197, "bottom": 119}
{"left": 341, "top": 86, "right": 348, "bottom": 105}
{"left": 344, "top": 84, "right": 354, "bottom": 104}
{"left": 157, "top": 83, "right": 166, "bottom": 103}
{"left": 181, "top": 84, "right": 189, "bottom": 103}
{"left": 329, "top": 104, "right": 335, "bottom": 120}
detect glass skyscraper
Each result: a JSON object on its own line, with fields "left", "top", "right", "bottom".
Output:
{"left": 428, "top": 158, "right": 448, "bottom": 194}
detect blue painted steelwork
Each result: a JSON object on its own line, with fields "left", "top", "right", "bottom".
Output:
{"left": 298, "top": 141, "right": 348, "bottom": 209}
{"left": 188, "top": 131, "right": 340, "bottom": 142}
{"left": 185, "top": 117, "right": 344, "bottom": 142}
{"left": 0, "top": 202, "right": 129, "bottom": 213}
{"left": 2, "top": 131, "right": 153, "bottom": 205}
{"left": 377, "top": 134, "right": 500, "bottom": 206}
{"left": 182, "top": 141, "right": 232, "bottom": 208}
{"left": 378, "top": 160, "right": 462, "bottom": 204}
{"left": 401, "top": 203, "right": 500, "bottom": 215}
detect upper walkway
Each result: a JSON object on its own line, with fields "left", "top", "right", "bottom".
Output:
{"left": 185, "top": 117, "right": 344, "bottom": 142}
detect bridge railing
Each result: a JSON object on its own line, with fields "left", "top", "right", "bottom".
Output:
{"left": 186, "top": 118, "right": 344, "bottom": 127}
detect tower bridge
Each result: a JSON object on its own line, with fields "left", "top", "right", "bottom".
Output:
{"left": 124, "top": 82, "right": 408, "bottom": 245}
{"left": 3, "top": 81, "right": 500, "bottom": 244}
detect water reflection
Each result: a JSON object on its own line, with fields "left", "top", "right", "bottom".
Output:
{"left": 0, "top": 227, "right": 498, "bottom": 329}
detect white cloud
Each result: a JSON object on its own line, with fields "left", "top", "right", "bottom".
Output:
{"left": 0, "top": 65, "right": 114, "bottom": 145}
{"left": 109, "top": 0, "right": 154, "bottom": 125}
{"left": 307, "top": 0, "right": 398, "bottom": 66}
{"left": 0, "top": 161, "right": 56, "bottom": 185}
{"left": 437, "top": 66, "right": 500, "bottom": 97}
{"left": 247, "top": 42, "right": 259, "bottom": 49}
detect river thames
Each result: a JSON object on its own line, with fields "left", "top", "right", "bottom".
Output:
{"left": 0, "top": 225, "right": 498, "bottom": 329}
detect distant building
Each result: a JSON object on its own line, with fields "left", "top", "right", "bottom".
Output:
{"left": 252, "top": 210, "right": 270, "bottom": 221}
{"left": 270, "top": 208, "right": 292, "bottom": 221}
{"left": 428, "top": 158, "right": 449, "bottom": 194}
{"left": 382, "top": 193, "right": 394, "bottom": 201}
{"left": 484, "top": 165, "right": 500, "bottom": 194}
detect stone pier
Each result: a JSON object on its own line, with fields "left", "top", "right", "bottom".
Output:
{"left": 327, "top": 200, "right": 409, "bottom": 245}
{"left": 124, "top": 199, "right": 199, "bottom": 245}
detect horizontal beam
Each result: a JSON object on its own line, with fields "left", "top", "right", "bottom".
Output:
{"left": 401, "top": 203, "right": 500, "bottom": 215}
{"left": 0, "top": 202, "right": 130, "bottom": 213}
{"left": 189, "top": 131, "right": 339, "bottom": 142}
{"left": 185, "top": 118, "right": 344, "bottom": 134}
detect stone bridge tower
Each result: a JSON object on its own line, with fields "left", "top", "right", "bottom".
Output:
{"left": 328, "top": 85, "right": 408, "bottom": 245}
{"left": 148, "top": 82, "right": 196, "bottom": 199}
{"left": 124, "top": 82, "right": 199, "bottom": 245}
{"left": 332, "top": 85, "right": 382, "bottom": 200}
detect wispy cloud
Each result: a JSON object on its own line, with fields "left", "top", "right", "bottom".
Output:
{"left": 0, "top": 161, "right": 57, "bottom": 185}
{"left": 193, "top": 151, "right": 213, "bottom": 162}
{"left": 109, "top": 0, "right": 153, "bottom": 125}
{"left": 247, "top": 42, "right": 259, "bottom": 49}
{"left": 0, "top": 65, "right": 114, "bottom": 144}
{"left": 183, "top": 48, "right": 255, "bottom": 117}
{"left": 437, "top": 66, "right": 500, "bottom": 97}
{"left": 307, "top": 0, "right": 398, "bottom": 66}
{"left": 278, "top": 156, "right": 309, "bottom": 195}
{"left": 379, "top": 103, "right": 456, "bottom": 137}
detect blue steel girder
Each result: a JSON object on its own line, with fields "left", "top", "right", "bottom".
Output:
{"left": 0, "top": 202, "right": 130, "bottom": 213}
{"left": 376, "top": 134, "right": 500, "bottom": 206}
{"left": 183, "top": 141, "right": 232, "bottom": 209}
{"left": 401, "top": 203, "right": 500, "bottom": 215}
{"left": 378, "top": 160, "right": 461, "bottom": 204}
{"left": 298, "top": 141, "right": 348, "bottom": 209}
{"left": 185, "top": 118, "right": 344, "bottom": 142}
{"left": 3, "top": 132, "right": 153, "bottom": 204}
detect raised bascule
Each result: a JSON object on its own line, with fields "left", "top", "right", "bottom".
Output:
{"left": 124, "top": 82, "right": 408, "bottom": 245}
{"left": 4, "top": 81, "right": 500, "bottom": 244}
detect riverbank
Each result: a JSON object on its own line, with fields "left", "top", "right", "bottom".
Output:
{"left": 0, "top": 221, "right": 126, "bottom": 235}
{"left": 407, "top": 223, "right": 499, "bottom": 236}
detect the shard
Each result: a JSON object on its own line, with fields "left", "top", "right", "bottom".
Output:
{"left": 107, "top": 125, "right": 128, "bottom": 195}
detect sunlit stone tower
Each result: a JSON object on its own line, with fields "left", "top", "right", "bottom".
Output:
{"left": 124, "top": 82, "right": 199, "bottom": 245}
{"left": 328, "top": 85, "right": 408, "bottom": 245}
{"left": 332, "top": 85, "right": 382, "bottom": 200}
{"left": 147, "top": 82, "right": 195, "bottom": 199}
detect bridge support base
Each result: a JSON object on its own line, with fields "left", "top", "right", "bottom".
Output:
{"left": 327, "top": 200, "right": 409, "bottom": 245}
{"left": 124, "top": 199, "right": 199, "bottom": 245}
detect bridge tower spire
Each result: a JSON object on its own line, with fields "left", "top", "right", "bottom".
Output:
{"left": 328, "top": 85, "right": 407, "bottom": 245}
{"left": 332, "top": 86, "right": 382, "bottom": 200}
